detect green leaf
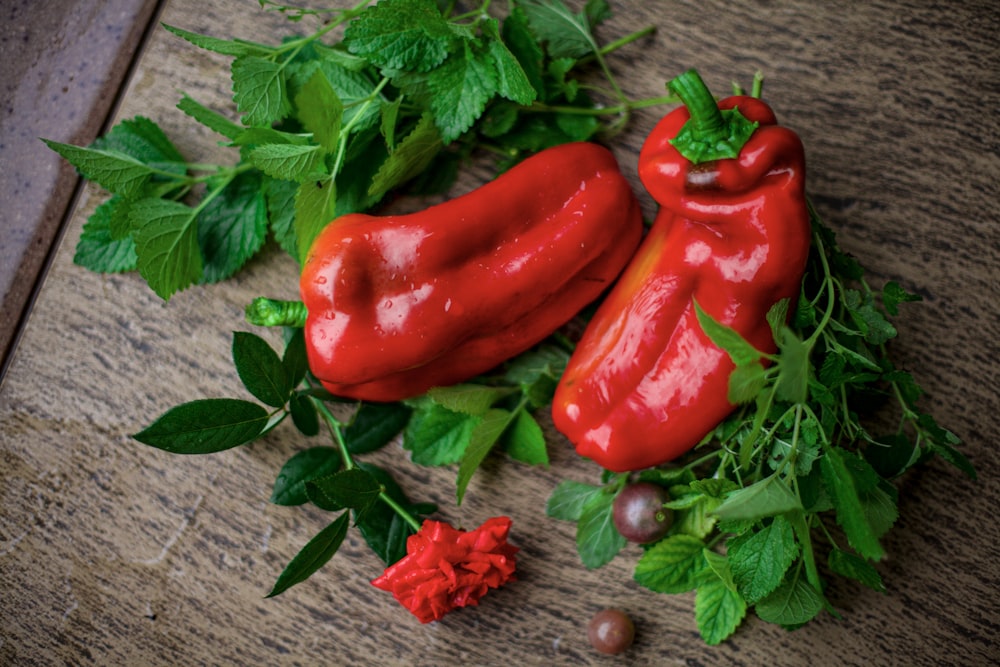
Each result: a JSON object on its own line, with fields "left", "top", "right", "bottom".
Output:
{"left": 73, "top": 197, "right": 138, "bottom": 273}
{"left": 456, "top": 408, "right": 514, "bottom": 504}
{"left": 197, "top": 171, "right": 268, "bottom": 284}
{"left": 367, "top": 114, "right": 442, "bottom": 200}
{"left": 403, "top": 400, "right": 477, "bottom": 466}
{"left": 775, "top": 327, "right": 811, "bottom": 404}
{"left": 232, "top": 56, "right": 291, "bottom": 127}
{"left": 131, "top": 198, "right": 203, "bottom": 300}
{"left": 177, "top": 94, "right": 243, "bottom": 140}
{"left": 576, "top": 489, "right": 626, "bottom": 569}
{"left": 344, "top": 402, "right": 413, "bottom": 454}
{"left": 270, "top": 446, "right": 341, "bottom": 505}
{"left": 91, "top": 116, "right": 186, "bottom": 169}
{"left": 427, "top": 384, "right": 508, "bottom": 417}
{"left": 712, "top": 475, "right": 802, "bottom": 523}
{"left": 282, "top": 327, "right": 309, "bottom": 389}
{"left": 133, "top": 398, "right": 269, "bottom": 454}
{"left": 289, "top": 393, "right": 320, "bottom": 436}
{"left": 882, "top": 280, "right": 921, "bottom": 316}
{"left": 634, "top": 534, "right": 706, "bottom": 594}
{"left": 695, "top": 551, "right": 748, "bottom": 645}
{"left": 482, "top": 19, "right": 536, "bottom": 105}
{"left": 295, "top": 69, "right": 343, "bottom": 152}
{"left": 354, "top": 463, "right": 425, "bottom": 565}
{"left": 820, "top": 447, "right": 885, "bottom": 561}
{"left": 344, "top": 0, "right": 453, "bottom": 72}
{"left": 727, "top": 517, "right": 799, "bottom": 604}
{"left": 828, "top": 548, "right": 885, "bottom": 593}
{"left": 232, "top": 331, "right": 290, "bottom": 407}
{"left": 754, "top": 569, "right": 825, "bottom": 627}
{"left": 267, "top": 512, "right": 350, "bottom": 597}
{"left": 502, "top": 344, "right": 569, "bottom": 408}
{"left": 306, "top": 468, "right": 382, "bottom": 513}
{"left": 249, "top": 143, "right": 326, "bottom": 182}
{"left": 728, "top": 361, "right": 767, "bottom": 404}
{"left": 294, "top": 175, "right": 337, "bottom": 262}
{"left": 43, "top": 139, "right": 156, "bottom": 198}
{"left": 500, "top": 6, "right": 546, "bottom": 97}
{"left": 163, "top": 23, "right": 273, "bottom": 57}
{"left": 503, "top": 410, "right": 549, "bottom": 466}
{"left": 427, "top": 42, "right": 498, "bottom": 142}
{"left": 516, "top": 0, "right": 597, "bottom": 59}
{"left": 545, "top": 480, "right": 603, "bottom": 522}
{"left": 264, "top": 178, "right": 299, "bottom": 258}
{"left": 693, "top": 299, "right": 766, "bottom": 367}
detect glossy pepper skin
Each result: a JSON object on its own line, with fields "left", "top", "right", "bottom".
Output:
{"left": 300, "top": 141, "right": 643, "bottom": 402}
{"left": 552, "top": 71, "right": 811, "bottom": 472}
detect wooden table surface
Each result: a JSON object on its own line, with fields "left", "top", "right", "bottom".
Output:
{"left": 2, "top": 1, "right": 998, "bottom": 665}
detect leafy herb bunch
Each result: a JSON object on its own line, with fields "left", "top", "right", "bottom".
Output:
{"left": 546, "top": 182, "right": 976, "bottom": 643}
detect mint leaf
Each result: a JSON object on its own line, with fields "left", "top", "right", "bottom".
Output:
{"left": 73, "top": 197, "right": 138, "bottom": 273}
{"left": 43, "top": 140, "right": 155, "bottom": 198}
{"left": 91, "top": 116, "right": 186, "bottom": 171}
{"left": 882, "top": 280, "right": 921, "bottom": 316}
{"left": 403, "top": 400, "right": 477, "bottom": 466}
{"left": 727, "top": 517, "right": 799, "bottom": 605}
{"left": 774, "top": 327, "right": 811, "bottom": 403}
{"left": 271, "top": 446, "right": 342, "bottom": 506}
{"left": 515, "top": 0, "right": 598, "bottom": 59}
{"left": 427, "top": 42, "right": 498, "bottom": 142}
{"left": 197, "top": 171, "right": 268, "bottom": 284}
{"left": 267, "top": 512, "right": 350, "bottom": 597}
{"left": 634, "top": 534, "right": 706, "bottom": 594}
{"left": 545, "top": 480, "right": 603, "bottom": 522}
{"left": 232, "top": 331, "right": 290, "bottom": 407}
{"left": 482, "top": 19, "right": 536, "bottom": 105}
{"left": 754, "top": 569, "right": 825, "bottom": 627}
{"left": 344, "top": 402, "right": 412, "bottom": 455}
{"left": 294, "top": 175, "right": 337, "bottom": 262}
{"left": 503, "top": 410, "right": 548, "bottom": 466}
{"left": 232, "top": 56, "right": 291, "bottom": 127}
{"left": 427, "top": 384, "right": 509, "bottom": 417}
{"left": 712, "top": 475, "right": 802, "bottom": 523}
{"left": 728, "top": 361, "right": 767, "bottom": 404}
{"left": 295, "top": 69, "right": 343, "bottom": 152}
{"left": 133, "top": 398, "right": 269, "bottom": 454}
{"left": 828, "top": 548, "right": 885, "bottom": 593}
{"left": 131, "top": 198, "right": 203, "bottom": 300}
{"left": 821, "top": 447, "right": 885, "bottom": 560}
{"left": 264, "top": 178, "right": 299, "bottom": 258}
{"left": 694, "top": 299, "right": 766, "bottom": 367}
{"left": 501, "top": 6, "right": 546, "bottom": 97}
{"left": 344, "top": 0, "right": 453, "bottom": 72}
{"left": 456, "top": 408, "right": 514, "bottom": 504}
{"left": 367, "top": 114, "right": 442, "bottom": 200}
{"left": 249, "top": 144, "right": 326, "bottom": 182}
{"left": 695, "top": 551, "right": 747, "bottom": 645}
{"left": 177, "top": 94, "right": 243, "bottom": 140}
{"left": 163, "top": 23, "right": 273, "bottom": 57}
{"left": 576, "top": 489, "right": 626, "bottom": 569}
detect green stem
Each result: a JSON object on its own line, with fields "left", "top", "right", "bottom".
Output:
{"left": 668, "top": 69, "right": 727, "bottom": 144}
{"left": 245, "top": 298, "right": 308, "bottom": 328}
{"left": 312, "top": 398, "right": 423, "bottom": 533}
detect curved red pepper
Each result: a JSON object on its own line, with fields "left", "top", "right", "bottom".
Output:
{"left": 300, "top": 142, "right": 643, "bottom": 402}
{"left": 552, "top": 71, "right": 811, "bottom": 472}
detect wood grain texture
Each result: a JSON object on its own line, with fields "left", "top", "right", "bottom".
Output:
{"left": 1, "top": 1, "right": 998, "bottom": 665}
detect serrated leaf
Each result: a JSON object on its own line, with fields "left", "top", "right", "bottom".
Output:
{"left": 712, "top": 475, "right": 802, "bottom": 523}
{"left": 828, "top": 548, "right": 885, "bottom": 593}
{"left": 576, "top": 490, "right": 626, "bottom": 569}
{"left": 694, "top": 299, "right": 766, "bottom": 367}
{"left": 727, "top": 517, "right": 799, "bottom": 604}
{"left": 267, "top": 512, "right": 349, "bottom": 597}
{"left": 91, "top": 116, "right": 186, "bottom": 169}
{"left": 456, "top": 408, "right": 514, "bottom": 504}
{"left": 501, "top": 6, "right": 546, "bottom": 97}
{"left": 43, "top": 140, "right": 155, "bottom": 198}
{"left": 249, "top": 143, "right": 325, "bottom": 182}
{"left": 882, "top": 280, "right": 921, "bottom": 316}
{"left": 403, "top": 400, "right": 477, "bottom": 466}
{"left": 821, "top": 447, "right": 885, "bottom": 560}
{"left": 131, "top": 198, "right": 203, "bottom": 300}
{"left": 271, "top": 446, "right": 342, "bottom": 505}
{"left": 503, "top": 410, "right": 548, "bottom": 466}
{"left": 133, "top": 398, "right": 268, "bottom": 454}
{"left": 728, "top": 361, "right": 767, "bottom": 404}
{"left": 368, "top": 114, "right": 442, "bottom": 200}
{"left": 232, "top": 331, "right": 290, "bottom": 407}
{"left": 232, "top": 56, "right": 291, "bottom": 127}
{"left": 198, "top": 170, "right": 268, "bottom": 283}
{"left": 177, "top": 94, "right": 242, "bottom": 140}
{"left": 344, "top": 402, "right": 412, "bottom": 454}
{"left": 516, "top": 0, "right": 597, "bottom": 59}
{"left": 295, "top": 69, "right": 343, "bottom": 152}
{"left": 427, "top": 43, "right": 498, "bottom": 142}
{"left": 344, "top": 0, "right": 453, "bottom": 72}
{"left": 695, "top": 552, "right": 747, "bottom": 645}
{"left": 163, "top": 23, "right": 273, "bottom": 57}
{"left": 634, "top": 534, "right": 706, "bottom": 594}
{"left": 264, "top": 178, "right": 299, "bottom": 258}
{"left": 73, "top": 197, "right": 138, "bottom": 273}
{"left": 754, "top": 569, "right": 825, "bottom": 626}
{"left": 483, "top": 19, "right": 536, "bottom": 105}
{"left": 545, "top": 480, "right": 603, "bottom": 522}
{"left": 427, "top": 384, "right": 509, "bottom": 417}
{"left": 294, "top": 176, "right": 337, "bottom": 262}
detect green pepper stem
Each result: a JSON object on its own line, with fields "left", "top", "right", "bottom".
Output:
{"left": 245, "top": 298, "right": 308, "bottom": 328}
{"left": 668, "top": 69, "right": 727, "bottom": 145}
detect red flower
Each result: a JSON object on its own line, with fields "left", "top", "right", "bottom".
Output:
{"left": 371, "top": 516, "right": 518, "bottom": 623}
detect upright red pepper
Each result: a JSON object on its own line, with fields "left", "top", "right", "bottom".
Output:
{"left": 300, "top": 142, "right": 643, "bottom": 402}
{"left": 552, "top": 70, "right": 811, "bottom": 472}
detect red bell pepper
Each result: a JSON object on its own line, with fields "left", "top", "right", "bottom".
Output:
{"left": 552, "top": 70, "right": 812, "bottom": 472}
{"left": 300, "top": 141, "right": 643, "bottom": 402}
